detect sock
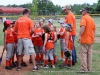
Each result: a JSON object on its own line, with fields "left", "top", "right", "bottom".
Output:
{"left": 44, "top": 60, "right": 48, "bottom": 65}
{"left": 61, "top": 51, "right": 64, "bottom": 58}
{"left": 9, "top": 59, "right": 12, "bottom": 66}
{"left": 40, "top": 54, "right": 44, "bottom": 61}
{"left": 64, "top": 58, "right": 68, "bottom": 65}
{"left": 36, "top": 54, "right": 40, "bottom": 61}
{"left": 54, "top": 55, "right": 58, "bottom": 63}
{"left": 6, "top": 60, "right": 9, "bottom": 67}
{"left": 70, "top": 60, "right": 72, "bottom": 66}
{"left": 12, "top": 55, "right": 14, "bottom": 62}
{"left": 51, "top": 60, "right": 54, "bottom": 65}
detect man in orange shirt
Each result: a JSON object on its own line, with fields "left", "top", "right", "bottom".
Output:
{"left": 14, "top": 9, "right": 39, "bottom": 71}
{"left": 78, "top": 7, "right": 96, "bottom": 73}
{"left": 62, "top": 5, "right": 77, "bottom": 65}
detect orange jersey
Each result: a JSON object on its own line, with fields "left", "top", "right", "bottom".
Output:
{"left": 65, "top": 12, "right": 76, "bottom": 35}
{"left": 51, "top": 31, "right": 56, "bottom": 40}
{"left": 14, "top": 16, "right": 34, "bottom": 39}
{"left": 59, "top": 27, "right": 66, "bottom": 39}
{"left": 12, "top": 32, "right": 18, "bottom": 43}
{"left": 80, "top": 14, "right": 96, "bottom": 44}
{"left": 45, "top": 33, "right": 54, "bottom": 50}
{"left": 33, "top": 28, "right": 43, "bottom": 46}
{"left": 6, "top": 30, "right": 14, "bottom": 44}
{"left": 65, "top": 31, "right": 73, "bottom": 50}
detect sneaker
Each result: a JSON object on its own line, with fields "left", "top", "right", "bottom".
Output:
{"left": 5, "top": 66, "right": 13, "bottom": 70}
{"left": 67, "top": 65, "right": 72, "bottom": 69}
{"left": 43, "top": 65, "right": 49, "bottom": 68}
{"left": 59, "top": 64, "right": 68, "bottom": 67}
{"left": 51, "top": 65, "right": 55, "bottom": 68}
{"left": 29, "top": 59, "right": 32, "bottom": 63}
{"left": 16, "top": 67, "right": 21, "bottom": 71}
{"left": 15, "top": 61, "right": 18, "bottom": 66}
{"left": 21, "top": 62, "right": 28, "bottom": 67}
{"left": 36, "top": 61, "right": 40, "bottom": 65}
{"left": 77, "top": 70, "right": 88, "bottom": 74}
{"left": 11, "top": 62, "right": 16, "bottom": 68}
{"left": 41, "top": 61, "right": 44, "bottom": 65}
{"left": 32, "top": 67, "right": 39, "bottom": 72}
{"left": 62, "top": 58, "right": 65, "bottom": 61}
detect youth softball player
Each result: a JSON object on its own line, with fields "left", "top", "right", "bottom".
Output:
{"left": 3, "top": 20, "right": 15, "bottom": 70}
{"left": 42, "top": 25, "right": 55, "bottom": 68}
{"left": 50, "top": 26, "right": 58, "bottom": 64}
{"left": 58, "top": 20, "right": 66, "bottom": 61}
{"left": 32, "top": 21, "right": 44, "bottom": 64}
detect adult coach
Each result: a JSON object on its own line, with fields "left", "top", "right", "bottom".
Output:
{"left": 14, "top": 9, "right": 39, "bottom": 71}
{"left": 78, "top": 7, "right": 96, "bottom": 72}
{"left": 62, "top": 5, "right": 77, "bottom": 65}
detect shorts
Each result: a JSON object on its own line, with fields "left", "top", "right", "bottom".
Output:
{"left": 45, "top": 49, "right": 54, "bottom": 60}
{"left": 17, "top": 38, "right": 35, "bottom": 55}
{"left": 60, "top": 38, "right": 66, "bottom": 51}
{"left": 35, "top": 46, "right": 43, "bottom": 54}
{"left": 6, "top": 43, "right": 14, "bottom": 60}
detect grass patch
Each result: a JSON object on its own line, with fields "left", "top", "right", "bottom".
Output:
{"left": 0, "top": 18, "right": 100, "bottom": 75}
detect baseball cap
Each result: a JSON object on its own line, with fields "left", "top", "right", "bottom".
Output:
{"left": 4, "top": 20, "right": 13, "bottom": 26}
{"left": 80, "top": 7, "right": 90, "bottom": 13}
{"left": 48, "top": 19, "right": 54, "bottom": 24}
{"left": 58, "top": 20, "right": 65, "bottom": 24}
{"left": 62, "top": 4, "right": 71, "bottom": 10}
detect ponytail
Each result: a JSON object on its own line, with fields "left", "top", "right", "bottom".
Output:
{"left": 3, "top": 26, "right": 8, "bottom": 32}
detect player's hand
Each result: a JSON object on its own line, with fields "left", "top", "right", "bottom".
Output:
{"left": 78, "top": 36, "right": 81, "bottom": 43}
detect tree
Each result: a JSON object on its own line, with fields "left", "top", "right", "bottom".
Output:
{"left": 96, "top": 0, "right": 100, "bottom": 13}
{"left": 32, "top": 0, "right": 38, "bottom": 20}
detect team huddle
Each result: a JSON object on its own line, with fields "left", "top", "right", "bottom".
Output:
{"left": 2, "top": 4, "right": 96, "bottom": 73}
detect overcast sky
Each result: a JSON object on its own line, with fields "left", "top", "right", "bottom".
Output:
{"left": 0, "top": 0, "right": 98, "bottom": 6}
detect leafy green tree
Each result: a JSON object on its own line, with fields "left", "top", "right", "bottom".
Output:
{"left": 96, "top": 0, "right": 100, "bottom": 13}
{"left": 32, "top": 0, "right": 38, "bottom": 20}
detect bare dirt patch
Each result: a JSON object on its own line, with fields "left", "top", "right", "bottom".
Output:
{"left": 0, "top": 46, "right": 34, "bottom": 75}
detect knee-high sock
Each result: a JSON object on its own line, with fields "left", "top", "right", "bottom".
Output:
{"left": 61, "top": 51, "right": 64, "bottom": 58}
{"left": 36, "top": 54, "right": 40, "bottom": 61}
{"left": 44, "top": 60, "right": 48, "bottom": 65}
{"left": 6, "top": 60, "right": 9, "bottom": 67}
{"left": 64, "top": 58, "right": 68, "bottom": 65}
{"left": 69, "top": 60, "right": 72, "bottom": 66}
{"left": 51, "top": 60, "right": 54, "bottom": 65}
{"left": 40, "top": 54, "right": 44, "bottom": 61}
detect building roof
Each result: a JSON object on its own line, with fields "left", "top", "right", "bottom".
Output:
{"left": 0, "top": 7, "right": 24, "bottom": 14}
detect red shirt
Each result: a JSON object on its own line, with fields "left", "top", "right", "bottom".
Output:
{"left": 45, "top": 33, "right": 54, "bottom": 50}
{"left": 59, "top": 27, "right": 66, "bottom": 39}
{"left": 33, "top": 28, "right": 43, "bottom": 46}
{"left": 6, "top": 30, "right": 14, "bottom": 44}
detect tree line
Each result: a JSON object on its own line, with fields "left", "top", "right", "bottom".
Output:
{"left": 0, "top": 0, "right": 100, "bottom": 15}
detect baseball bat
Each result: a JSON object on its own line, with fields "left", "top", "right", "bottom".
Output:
{"left": 0, "top": 48, "right": 5, "bottom": 65}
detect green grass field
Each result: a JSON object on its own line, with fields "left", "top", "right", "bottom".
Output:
{"left": 0, "top": 18, "right": 100, "bottom": 75}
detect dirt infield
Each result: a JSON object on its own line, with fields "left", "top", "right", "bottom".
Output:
{"left": 0, "top": 46, "right": 34, "bottom": 75}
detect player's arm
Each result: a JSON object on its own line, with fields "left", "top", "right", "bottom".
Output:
{"left": 43, "top": 33, "right": 48, "bottom": 47}
{"left": 65, "top": 32, "right": 69, "bottom": 48}
{"left": 60, "top": 28, "right": 65, "bottom": 36}
{"left": 4, "top": 31, "right": 7, "bottom": 50}
{"left": 54, "top": 32, "right": 57, "bottom": 42}
{"left": 78, "top": 17, "right": 86, "bottom": 43}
